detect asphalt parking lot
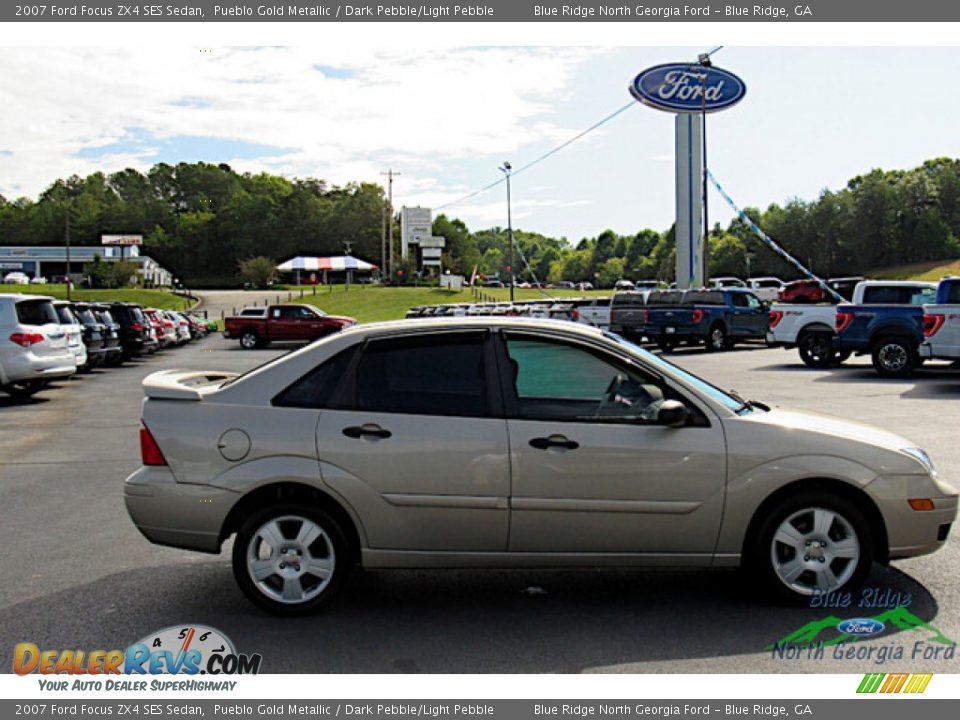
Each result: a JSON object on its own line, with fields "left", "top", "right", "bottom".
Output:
{"left": 1, "top": 317, "right": 959, "bottom": 674}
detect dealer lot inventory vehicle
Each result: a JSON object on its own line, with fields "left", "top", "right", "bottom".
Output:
{"left": 0, "top": 293, "right": 76, "bottom": 397}
{"left": 52, "top": 300, "right": 88, "bottom": 371}
{"left": 124, "top": 318, "right": 957, "bottom": 614}
{"left": 224, "top": 304, "right": 356, "bottom": 349}
{"left": 70, "top": 302, "right": 107, "bottom": 368}
{"left": 921, "top": 278, "right": 960, "bottom": 361}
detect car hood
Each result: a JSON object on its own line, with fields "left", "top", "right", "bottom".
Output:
{"left": 722, "top": 407, "right": 929, "bottom": 479}
{"left": 753, "top": 408, "right": 914, "bottom": 452}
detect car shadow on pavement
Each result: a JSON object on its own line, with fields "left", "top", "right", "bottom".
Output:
{"left": 0, "top": 561, "right": 940, "bottom": 673}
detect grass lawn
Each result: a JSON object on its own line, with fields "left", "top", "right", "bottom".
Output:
{"left": 1, "top": 284, "right": 196, "bottom": 311}
{"left": 868, "top": 258, "right": 960, "bottom": 281}
{"left": 274, "top": 285, "right": 613, "bottom": 324}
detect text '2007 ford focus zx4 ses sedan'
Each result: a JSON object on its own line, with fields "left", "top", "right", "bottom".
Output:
{"left": 124, "top": 318, "right": 957, "bottom": 614}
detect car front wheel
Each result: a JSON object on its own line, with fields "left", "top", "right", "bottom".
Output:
{"left": 752, "top": 492, "right": 873, "bottom": 604}
{"left": 232, "top": 504, "right": 351, "bottom": 614}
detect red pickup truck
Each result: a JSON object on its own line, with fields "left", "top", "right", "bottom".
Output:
{"left": 223, "top": 304, "right": 357, "bottom": 349}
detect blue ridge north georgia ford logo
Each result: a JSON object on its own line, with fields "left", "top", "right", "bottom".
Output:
{"left": 630, "top": 63, "right": 747, "bottom": 114}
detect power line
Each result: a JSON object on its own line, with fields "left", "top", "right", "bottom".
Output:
{"left": 434, "top": 101, "right": 638, "bottom": 212}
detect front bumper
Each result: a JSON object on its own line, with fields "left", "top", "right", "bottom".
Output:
{"left": 124, "top": 466, "right": 239, "bottom": 553}
{"left": 868, "top": 474, "right": 958, "bottom": 559}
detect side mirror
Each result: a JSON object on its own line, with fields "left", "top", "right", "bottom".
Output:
{"left": 657, "top": 399, "right": 690, "bottom": 428}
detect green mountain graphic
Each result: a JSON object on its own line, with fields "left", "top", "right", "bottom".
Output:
{"left": 767, "top": 606, "right": 954, "bottom": 650}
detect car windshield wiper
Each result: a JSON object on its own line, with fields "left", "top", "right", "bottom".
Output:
{"left": 728, "top": 389, "right": 769, "bottom": 413}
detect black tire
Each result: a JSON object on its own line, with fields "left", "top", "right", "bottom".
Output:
{"left": 797, "top": 331, "right": 836, "bottom": 368}
{"left": 871, "top": 337, "right": 917, "bottom": 378}
{"left": 232, "top": 503, "right": 352, "bottom": 615}
{"left": 3, "top": 380, "right": 45, "bottom": 398}
{"left": 239, "top": 330, "right": 260, "bottom": 350}
{"left": 704, "top": 323, "right": 728, "bottom": 352}
{"left": 750, "top": 491, "right": 874, "bottom": 605}
{"left": 831, "top": 350, "right": 852, "bottom": 366}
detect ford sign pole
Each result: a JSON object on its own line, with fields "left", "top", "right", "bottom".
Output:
{"left": 630, "top": 63, "right": 746, "bottom": 290}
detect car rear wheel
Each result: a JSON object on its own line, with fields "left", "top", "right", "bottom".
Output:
{"left": 797, "top": 331, "right": 835, "bottom": 368}
{"left": 752, "top": 492, "right": 873, "bottom": 604}
{"left": 232, "top": 504, "right": 351, "bottom": 615}
{"left": 871, "top": 337, "right": 917, "bottom": 378}
{"left": 2, "top": 380, "right": 45, "bottom": 398}
{"left": 705, "top": 323, "right": 728, "bottom": 352}
{"left": 239, "top": 331, "right": 259, "bottom": 350}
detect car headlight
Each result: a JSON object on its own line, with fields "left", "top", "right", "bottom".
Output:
{"left": 902, "top": 447, "right": 937, "bottom": 478}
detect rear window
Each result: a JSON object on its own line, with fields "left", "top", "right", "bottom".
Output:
{"left": 612, "top": 293, "right": 645, "bottom": 308}
{"left": 75, "top": 309, "right": 98, "bottom": 326}
{"left": 131, "top": 307, "right": 145, "bottom": 323}
{"left": 646, "top": 290, "right": 685, "bottom": 305}
{"left": 862, "top": 286, "right": 936, "bottom": 305}
{"left": 55, "top": 306, "right": 77, "bottom": 324}
{"left": 944, "top": 283, "right": 960, "bottom": 304}
{"left": 16, "top": 299, "right": 58, "bottom": 326}
{"left": 683, "top": 290, "right": 725, "bottom": 305}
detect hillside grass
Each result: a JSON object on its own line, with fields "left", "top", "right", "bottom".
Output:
{"left": 868, "top": 258, "right": 960, "bottom": 281}
{"left": 0, "top": 284, "right": 195, "bottom": 310}
{"left": 275, "top": 285, "right": 612, "bottom": 323}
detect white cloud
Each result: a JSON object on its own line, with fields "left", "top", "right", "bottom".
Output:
{"left": 0, "top": 46, "right": 603, "bottom": 200}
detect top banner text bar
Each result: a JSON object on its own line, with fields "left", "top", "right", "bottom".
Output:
{"left": 3, "top": 1, "right": 958, "bottom": 23}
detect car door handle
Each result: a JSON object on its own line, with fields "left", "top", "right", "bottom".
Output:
{"left": 529, "top": 435, "right": 579, "bottom": 451}
{"left": 343, "top": 424, "right": 392, "bottom": 440}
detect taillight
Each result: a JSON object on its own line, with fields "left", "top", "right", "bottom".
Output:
{"left": 140, "top": 426, "right": 167, "bottom": 466}
{"left": 163, "top": 321, "right": 174, "bottom": 328}
{"left": 691, "top": 308, "right": 704, "bottom": 324}
{"left": 769, "top": 310, "right": 784, "bottom": 328}
{"left": 570, "top": 309, "right": 580, "bottom": 321}
{"left": 643, "top": 309, "right": 650, "bottom": 323}
{"left": 9, "top": 332, "right": 45, "bottom": 347}
{"left": 836, "top": 312, "right": 854, "bottom": 333}
{"left": 131, "top": 322, "right": 143, "bottom": 331}
{"left": 924, "top": 314, "right": 945, "bottom": 337}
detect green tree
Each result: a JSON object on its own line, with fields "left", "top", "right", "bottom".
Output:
{"left": 237, "top": 256, "right": 275, "bottom": 288}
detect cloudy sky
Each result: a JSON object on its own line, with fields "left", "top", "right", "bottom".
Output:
{"left": 1, "top": 46, "right": 959, "bottom": 242}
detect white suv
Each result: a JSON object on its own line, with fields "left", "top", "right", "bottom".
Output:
{"left": 0, "top": 294, "right": 77, "bottom": 397}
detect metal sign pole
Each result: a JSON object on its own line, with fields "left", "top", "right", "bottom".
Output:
{"left": 675, "top": 114, "right": 704, "bottom": 289}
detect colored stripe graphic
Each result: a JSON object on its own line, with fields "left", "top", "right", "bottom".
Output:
{"left": 857, "top": 673, "right": 932, "bottom": 694}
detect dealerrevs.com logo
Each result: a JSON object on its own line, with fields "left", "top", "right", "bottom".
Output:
{"left": 13, "top": 624, "right": 262, "bottom": 684}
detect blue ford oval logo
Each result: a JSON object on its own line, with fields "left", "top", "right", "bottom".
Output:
{"left": 837, "top": 618, "right": 886, "bottom": 637}
{"left": 630, "top": 63, "right": 746, "bottom": 114}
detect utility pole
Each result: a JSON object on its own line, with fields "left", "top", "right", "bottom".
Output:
{"left": 380, "top": 192, "right": 387, "bottom": 281}
{"left": 499, "top": 162, "right": 515, "bottom": 303}
{"left": 380, "top": 169, "right": 400, "bottom": 278}
{"left": 65, "top": 206, "right": 71, "bottom": 300}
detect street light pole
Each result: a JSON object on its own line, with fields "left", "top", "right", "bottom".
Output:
{"left": 499, "top": 161, "right": 515, "bottom": 303}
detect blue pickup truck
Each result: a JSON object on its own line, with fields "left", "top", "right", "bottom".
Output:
{"left": 643, "top": 288, "right": 768, "bottom": 352}
{"left": 833, "top": 280, "right": 945, "bottom": 377}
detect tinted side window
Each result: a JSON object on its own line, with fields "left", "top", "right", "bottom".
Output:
{"left": 352, "top": 333, "right": 488, "bottom": 417}
{"left": 273, "top": 347, "right": 357, "bottom": 409}
{"left": 504, "top": 336, "right": 667, "bottom": 423}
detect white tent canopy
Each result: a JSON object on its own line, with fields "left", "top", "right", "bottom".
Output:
{"left": 275, "top": 255, "right": 377, "bottom": 272}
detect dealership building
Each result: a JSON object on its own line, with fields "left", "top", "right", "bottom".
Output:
{"left": 0, "top": 245, "right": 174, "bottom": 286}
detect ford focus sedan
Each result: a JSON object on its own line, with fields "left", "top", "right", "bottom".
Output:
{"left": 124, "top": 318, "right": 957, "bottom": 614}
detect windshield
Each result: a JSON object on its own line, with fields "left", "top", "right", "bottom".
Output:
{"left": 606, "top": 332, "right": 751, "bottom": 414}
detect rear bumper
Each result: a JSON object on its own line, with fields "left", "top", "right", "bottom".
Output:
{"left": 124, "top": 466, "right": 239, "bottom": 553}
{"left": 1, "top": 350, "right": 76, "bottom": 384}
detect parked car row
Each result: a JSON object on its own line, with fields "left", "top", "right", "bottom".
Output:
{"left": 405, "top": 297, "right": 614, "bottom": 330}
{"left": 0, "top": 292, "right": 215, "bottom": 398}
